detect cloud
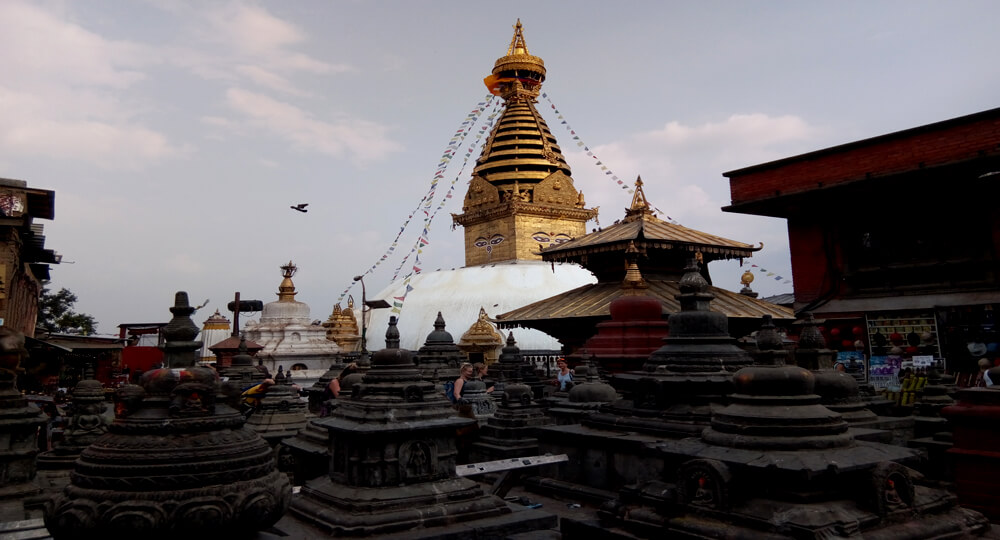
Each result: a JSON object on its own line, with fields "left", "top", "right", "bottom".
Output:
{"left": 235, "top": 65, "right": 310, "bottom": 96}
{"left": 170, "top": 3, "right": 352, "bottom": 86}
{"left": 553, "top": 112, "right": 819, "bottom": 296}
{"left": 224, "top": 88, "right": 401, "bottom": 162}
{"left": 0, "top": 2, "right": 184, "bottom": 169}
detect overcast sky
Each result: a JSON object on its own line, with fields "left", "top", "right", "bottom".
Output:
{"left": 2, "top": 1, "right": 998, "bottom": 335}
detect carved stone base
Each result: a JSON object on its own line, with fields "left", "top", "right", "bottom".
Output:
{"left": 45, "top": 470, "right": 290, "bottom": 537}
{"left": 289, "top": 475, "right": 512, "bottom": 537}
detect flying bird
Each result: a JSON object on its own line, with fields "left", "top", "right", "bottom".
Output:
{"left": 291, "top": 203, "right": 309, "bottom": 213}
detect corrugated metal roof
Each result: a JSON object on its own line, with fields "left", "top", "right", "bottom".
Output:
{"left": 541, "top": 215, "right": 758, "bottom": 259}
{"left": 496, "top": 279, "right": 794, "bottom": 324}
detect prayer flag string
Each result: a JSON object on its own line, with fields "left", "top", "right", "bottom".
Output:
{"left": 338, "top": 95, "right": 498, "bottom": 304}
{"left": 748, "top": 264, "right": 793, "bottom": 285}
{"left": 540, "top": 92, "right": 680, "bottom": 225}
{"left": 388, "top": 99, "right": 504, "bottom": 315}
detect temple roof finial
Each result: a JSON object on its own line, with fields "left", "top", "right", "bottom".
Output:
{"left": 622, "top": 241, "right": 649, "bottom": 295}
{"left": 623, "top": 176, "right": 656, "bottom": 223}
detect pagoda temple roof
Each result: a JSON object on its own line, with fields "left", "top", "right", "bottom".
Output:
{"left": 539, "top": 178, "right": 760, "bottom": 262}
{"left": 496, "top": 279, "right": 793, "bottom": 326}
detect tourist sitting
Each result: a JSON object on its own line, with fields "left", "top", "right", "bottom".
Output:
{"left": 552, "top": 358, "right": 574, "bottom": 391}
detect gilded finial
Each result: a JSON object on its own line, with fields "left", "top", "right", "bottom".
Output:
{"left": 623, "top": 176, "right": 656, "bottom": 222}
{"left": 741, "top": 270, "right": 755, "bottom": 287}
{"left": 485, "top": 20, "right": 546, "bottom": 99}
{"left": 622, "top": 241, "right": 649, "bottom": 295}
{"left": 507, "top": 19, "right": 529, "bottom": 56}
{"left": 277, "top": 260, "right": 298, "bottom": 301}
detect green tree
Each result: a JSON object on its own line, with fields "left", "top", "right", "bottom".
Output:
{"left": 37, "top": 287, "right": 98, "bottom": 335}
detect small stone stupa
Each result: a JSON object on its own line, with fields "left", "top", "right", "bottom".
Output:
{"left": 795, "top": 314, "right": 878, "bottom": 425}
{"left": 245, "top": 369, "right": 308, "bottom": 457}
{"left": 413, "top": 312, "right": 463, "bottom": 387}
{"left": 595, "top": 322, "right": 990, "bottom": 538}
{"left": 34, "top": 372, "right": 113, "bottom": 495}
{"left": 45, "top": 292, "right": 290, "bottom": 538}
{"left": 546, "top": 360, "right": 618, "bottom": 426}
{"left": 588, "top": 257, "right": 752, "bottom": 438}
{"left": 288, "top": 316, "right": 555, "bottom": 537}
{"left": 0, "top": 328, "right": 46, "bottom": 521}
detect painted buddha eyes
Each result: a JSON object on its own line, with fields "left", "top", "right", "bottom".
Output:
{"left": 474, "top": 234, "right": 505, "bottom": 253}
{"left": 533, "top": 232, "right": 571, "bottom": 245}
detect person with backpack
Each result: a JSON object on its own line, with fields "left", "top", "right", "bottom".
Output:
{"left": 446, "top": 363, "right": 475, "bottom": 404}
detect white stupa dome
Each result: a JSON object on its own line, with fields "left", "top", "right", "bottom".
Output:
{"left": 366, "top": 260, "right": 596, "bottom": 352}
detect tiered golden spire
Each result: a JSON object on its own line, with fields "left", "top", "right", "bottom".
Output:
{"left": 452, "top": 21, "right": 597, "bottom": 265}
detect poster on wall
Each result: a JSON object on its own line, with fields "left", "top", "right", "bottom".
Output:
{"left": 836, "top": 351, "right": 867, "bottom": 383}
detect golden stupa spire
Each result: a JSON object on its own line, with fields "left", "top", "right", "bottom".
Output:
{"left": 277, "top": 260, "right": 298, "bottom": 301}
{"left": 507, "top": 19, "right": 530, "bottom": 56}
{"left": 452, "top": 21, "right": 597, "bottom": 266}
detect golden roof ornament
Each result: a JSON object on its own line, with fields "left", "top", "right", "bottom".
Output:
{"left": 623, "top": 176, "right": 656, "bottom": 223}
{"left": 741, "top": 270, "right": 755, "bottom": 287}
{"left": 485, "top": 19, "right": 546, "bottom": 101}
{"left": 277, "top": 260, "right": 298, "bottom": 301}
{"left": 323, "top": 300, "right": 361, "bottom": 349}
{"left": 622, "top": 241, "right": 649, "bottom": 295}
{"left": 458, "top": 307, "right": 504, "bottom": 349}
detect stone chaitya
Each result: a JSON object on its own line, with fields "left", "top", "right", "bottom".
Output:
{"left": 217, "top": 336, "right": 266, "bottom": 409}
{"left": 533, "top": 258, "right": 752, "bottom": 497}
{"left": 469, "top": 368, "right": 552, "bottom": 462}
{"left": 0, "top": 328, "right": 46, "bottom": 521}
{"left": 45, "top": 292, "right": 290, "bottom": 538}
{"left": 245, "top": 368, "right": 307, "bottom": 479}
{"left": 794, "top": 314, "right": 879, "bottom": 427}
{"left": 545, "top": 360, "right": 618, "bottom": 426}
{"left": 588, "top": 257, "right": 752, "bottom": 438}
{"left": 413, "top": 311, "right": 463, "bottom": 387}
{"left": 590, "top": 317, "right": 990, "bottom": 538}
{"left": 34, "top": 372, "right": 112, "bottom": 496}
{"left": 288, "top": 316, "right": 555, "bottom": 537}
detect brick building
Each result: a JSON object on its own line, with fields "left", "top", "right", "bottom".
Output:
{"left": 723, "top": 107, "right": 1000, "bottom": 376}
{"left": 0, "top": 178, "right": 59, "bottom": 337}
